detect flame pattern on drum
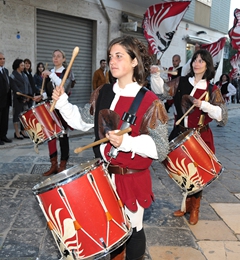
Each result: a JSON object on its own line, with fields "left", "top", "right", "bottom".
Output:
{"left": 48, "top": 204, "right": 84, "bottom": 259}
{"left": 23, "top": 116, "right": 46, "bottom": 144}
{"left": 165, "top": 157, "right": 204, "bottom": 193}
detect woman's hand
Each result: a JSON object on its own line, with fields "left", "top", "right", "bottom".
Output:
{"left": 41, "top": 70, "right": 51, "bottom": 78}
{"left": 150, "top": 65, "right": 159, "bottom": 74}
{"left": 52, "top": 85, "right": 65, "bottom": 101}
{"left": 106, "top": 130, "right": 123, "bottom": 148}
{"left": 193, "top": 98, "right": 202, "bottom": 108}
{"left": 33, "top": 95, "right": 42, "bottom": 102}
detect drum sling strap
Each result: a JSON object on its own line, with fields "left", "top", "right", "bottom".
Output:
{"left": 108, "top": 86, "right": 149, "bottom": 159}
{"left": 197, "top": 83, "right": 213, "bottom": 127}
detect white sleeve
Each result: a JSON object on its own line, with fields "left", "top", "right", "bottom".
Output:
{"left": 150, "top": 73, "right": 164, "bottom": 94}
{"left": 49, "top": 72, "right": 62, "bottom": 86}
{"left": 200, "top": 101, "right": 222, "bottom": 121}
{"left": 55, "top": 93, "right": 94, "bottom": 131}
{"left": 226, "top": 83, "right": 237, "bottom": 97}
{"left": 117, "top": 133, "right": 158, "bottom": 159}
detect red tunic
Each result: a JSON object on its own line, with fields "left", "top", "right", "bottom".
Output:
{"left": 103, "top": 91, "right": 158, "bottom": 211}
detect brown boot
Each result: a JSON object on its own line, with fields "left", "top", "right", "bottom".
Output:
{"left": 111, "top": 249, "right": 125, "bottom": 260}
{"left": 173, "top": 197, "right": 192, "bottom": 217}
{"left": 43, "top": 156, "right": 58, "bottom": 176}
{"left": 189, "top": 196, "right": 201, "bottom": 225}
{"left": 58, "top": 160, "right": 67, "bottom": 173}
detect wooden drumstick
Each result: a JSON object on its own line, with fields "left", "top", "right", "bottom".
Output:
{"left": 50, "top": 46, "right": 80, "bottom": 112}
{"left": 74, "top": 127, "right": 132, "bottom": 154}
{"left": 40, "top": 63, "right": 48, "bottom": 95}
{"left": 159, "top": 70, "right": 178, "bottom": 76}
{"left": 16, "top": 92, "right": 34, "bottom": 100}
{"left": 175, "top": 91, "right": 207, "bottom": 126}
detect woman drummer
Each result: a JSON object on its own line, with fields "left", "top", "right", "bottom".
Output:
{"left": 34, "top": 49, "right": 73, "bottom": 176}
{"left": 52, "top": 36, "right": 169, "bottom": 260}
{"left": 153, "top": 49, "right": 227, "bottom": 225}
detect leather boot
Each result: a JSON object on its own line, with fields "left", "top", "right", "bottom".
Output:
{"left": 43, "top": 156, "right": 58, "bottom": 176}
{"left": 173, "top": 197, "right": 192, "bottom": 217}
{"left": 189, "top": 196, "right": 201, "bottom": 225}
{"left": 111, "top": 247, "right": 126, "bottom": 260}
{"left": 58, "top": 160, "right": 67, "bottom": 173}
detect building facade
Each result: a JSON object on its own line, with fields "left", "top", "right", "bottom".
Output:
{"left": 0, "top": 0, "right": 231, "bottom": 105}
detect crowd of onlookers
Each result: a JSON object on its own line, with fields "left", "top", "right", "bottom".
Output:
{"left": 0, "top": 52, "right": 47, "bottom": 145}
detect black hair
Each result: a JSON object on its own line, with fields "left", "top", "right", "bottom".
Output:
{"left": 12, "top": 59, "right": 24, "bottom": 70}
{"left": 189, "top": 49, "right": 215, "bottom": 81}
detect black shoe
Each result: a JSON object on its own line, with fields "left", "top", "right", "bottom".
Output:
{"left": 14, "top": 133, "right": 24, "bottom": 140}
{"left": 0, "top": 140, "right": 5, "bottom": 145}
{"left": 1, "top": 137, "right": 12, "bottom": 143}
{"left": 20, "top": 131, "right": 29, "bottom": 138}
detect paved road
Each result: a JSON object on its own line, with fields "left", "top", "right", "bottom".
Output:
{"left": 0, "top": 104, "right": 240, "bottom": 260}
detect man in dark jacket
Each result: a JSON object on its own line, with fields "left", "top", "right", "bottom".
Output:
{"left": 0, "top": 52, "right": 12, "bottom": 144}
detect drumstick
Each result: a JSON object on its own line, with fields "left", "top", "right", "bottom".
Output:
{"left": 40, "top": 63, "right": 48, "bottom": 95}
{"left": 175, "top": 91, "right": 207, "bottom": 126}
{"left": 16, "top": 92, "right": 34, "bottom": 100}
{"left": 74, "top": 127, "right": 132, "bottom": 154}
{"left": 50, "top": 46, "right": 80, "bottom": 112}
{"left": 159, "top": 70, "right": 178, "bottom": 76}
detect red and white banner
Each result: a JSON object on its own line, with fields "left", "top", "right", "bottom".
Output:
{"left": 229, "top": 51, "right": 240, "bottom": 79}
{"left": 228, "top": 8, "right": 240, "bottom": 51}
{"left": 143, "top": 1, "right": 191, "bottom": 56}
{"left": 201, "top": 37, "right": 227, "bottom": 70}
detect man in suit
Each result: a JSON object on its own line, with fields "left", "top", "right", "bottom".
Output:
{"left": 0, "top": 52, "right": 12, "bottom": 144}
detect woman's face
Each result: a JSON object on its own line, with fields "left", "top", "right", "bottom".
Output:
{"left": 222, "top": 75, "right": 227, "bottom": 81}
{"left": 192, "top": 54, "right": 207, "bottom": 77}
{"left": 24, "top": 61, "right": 31, "bottom": 71}
{"left": 52, "top": 51, "right": 65, "bottom": 68}
{"left": 38, "top": 64, "right": 44, "bottom": 72}
{"left": 108, "top": 43, "right": 137, "bottom": 84}
{"left": 18, "top": 62, "right": 25, "bottom": 72}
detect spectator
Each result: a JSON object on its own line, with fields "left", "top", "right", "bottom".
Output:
{"left": 0, "top": 52, "right": 12, "bottom": 144}
{"left": 10, "top": 59, "right": 32, "bottom": 139}
{"left": 24, "top": 58, "right": 40, "bottom": 107}
{"left": 92, "top": 59, "right": 109, "bottom": 90}
{"left": 34, "top": 62, "right": 45, "bottom": 92}
{"left": 216, "top": 73, "right": 236, "bottom": 104}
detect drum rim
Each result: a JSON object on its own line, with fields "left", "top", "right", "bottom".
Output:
{"left": 169, "top": 128, "right": 196, "bottom": 152}
{"left": 32, "top": 158, "right": 102, "bottom": 195}
{"left": 19, "top": 101, "right": 50, "bottom": 115}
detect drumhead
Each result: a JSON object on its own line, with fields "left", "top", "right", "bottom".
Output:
{"left": 169, "top": 129, "right": 195, "bottom": 152}
{"left": 32, "top": 158, "right": 102, "bottom": 195}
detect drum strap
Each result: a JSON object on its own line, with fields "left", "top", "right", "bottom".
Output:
{"left": 197, "top": 83, "right": 213, "bottom": 126}
{"left": 108, "top": 87, "right": 149, "bottom": 159}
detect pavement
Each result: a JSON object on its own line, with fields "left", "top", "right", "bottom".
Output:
{"left": 0, "top": 103, "right": 240, "bottom": 260}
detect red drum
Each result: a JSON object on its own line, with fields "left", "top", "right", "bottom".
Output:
{"left": 162, "top": 129, "right": 223, "bottom": 195}
{"left": 32, "top": 159, "right": 132, "bottom": 260}
{"left": 19, "top": 102, "right": 65, "bottom": 145}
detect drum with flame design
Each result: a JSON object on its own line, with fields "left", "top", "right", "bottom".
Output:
{"left": 162, "top": 129, "right": 223, "bottom": 195}
{"left": 19, "top": 101, "right": 65, "bottom": 145}
{"left": 32, "top": 159, "right": 132, "bottom": 260}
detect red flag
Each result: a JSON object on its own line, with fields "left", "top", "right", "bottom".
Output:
{"left": 143, "top": 1, "right": 191, "bottom": 56}
{"left": 229, "top": 51, "right": 240, "bottom": 79}
{"left": 201, "top": 37, "right": 227, "bottom": 70}
{"left": 228, "top": 8, "right": 240, "bottom": 51}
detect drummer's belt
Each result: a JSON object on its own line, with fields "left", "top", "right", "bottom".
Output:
{"left": 107, "top": 165, "right": 146, "bottom": 175}
{"left": 178, "top": 124, "right": 209, "bottom": 134}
